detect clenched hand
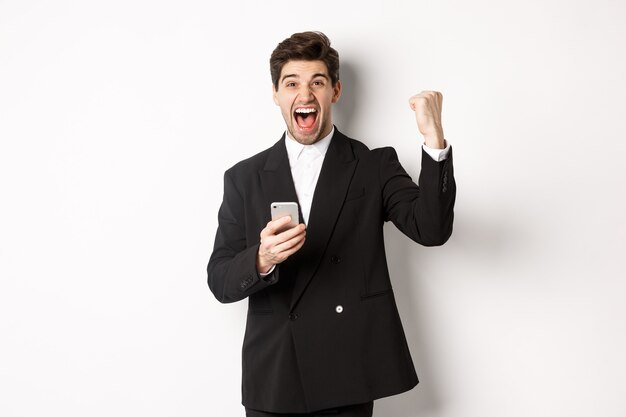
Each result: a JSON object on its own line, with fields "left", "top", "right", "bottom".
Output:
{"left": 409, "top": 91, "right": 445, "bottom": 149}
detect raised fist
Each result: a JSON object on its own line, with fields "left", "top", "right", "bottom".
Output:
{"left": 409, "top": 91, "right": 445, "bottom": 149}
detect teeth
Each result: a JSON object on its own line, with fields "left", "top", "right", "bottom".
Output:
{"left": 295, "top": 108, "right": 317, "bottom": 114}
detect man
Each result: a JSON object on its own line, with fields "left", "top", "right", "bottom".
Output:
{"left": 208, "top": 31, "right": 455, "bottom": 417}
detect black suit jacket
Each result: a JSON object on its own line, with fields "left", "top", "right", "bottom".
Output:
{"left": 207, "top": 128, "right": 455, "bottom": 413}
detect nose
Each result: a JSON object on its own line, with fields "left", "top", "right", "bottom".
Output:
{"left": 298, "top": 85, "right": 313, "bottom": 102}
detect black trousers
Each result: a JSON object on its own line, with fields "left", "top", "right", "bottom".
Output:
{"left": 245, "top": 402, "right": 374, "bottom": 417}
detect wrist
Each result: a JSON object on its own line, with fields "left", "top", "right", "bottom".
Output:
{"left": 423, "top": 129, "right": 445, "bottom": 149}
{"left": 256, "top": 254, "right": 273, "bottom": 274}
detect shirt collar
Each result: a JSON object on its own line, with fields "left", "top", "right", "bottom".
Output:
{"left": 284, "top": 127, "right": 335, "bottom": 162}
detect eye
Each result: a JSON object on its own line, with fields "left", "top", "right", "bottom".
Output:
{"left": 313, "top": 80, "right": 324, "bottom": 86}
{"left": 286, "top": 82, "right": 296, "bottom": 88}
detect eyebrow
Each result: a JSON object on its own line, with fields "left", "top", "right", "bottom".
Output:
{"left": 281, "top": 73, "right": 329, "bottom": 83}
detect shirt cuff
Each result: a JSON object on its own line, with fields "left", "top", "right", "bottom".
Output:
{"left": 259, "top": 264, "right": 276, "bottom": 278}
{"left": 422, "top": 141, "right": 451, "bottom": 162}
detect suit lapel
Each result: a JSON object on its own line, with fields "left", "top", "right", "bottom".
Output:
{"left": 289, "top": 130, "right": 358, "bottom": 310}
{"left": 259, "top": 135, "right": 302, "bottom": 222}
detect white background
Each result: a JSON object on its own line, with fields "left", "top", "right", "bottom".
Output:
{"left": 1, "top": 1, "right": 625, "bottom": 416}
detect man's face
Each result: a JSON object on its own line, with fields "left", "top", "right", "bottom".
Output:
{"left": 273, "top": 60, "right": 341, "bottom": 145}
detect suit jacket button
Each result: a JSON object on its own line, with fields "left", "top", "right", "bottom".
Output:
{"left": 330, "top": 255, "right": 341, "bottom": 264}
{"left": 335, "top": 305, "right": 344, "bottom": 313}
{"left": 289, "top": 313, "right": 299, "bottom": 321}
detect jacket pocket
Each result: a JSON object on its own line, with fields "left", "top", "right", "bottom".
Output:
{"left": 360, "top": 288, "right": 393, "bottom": 300}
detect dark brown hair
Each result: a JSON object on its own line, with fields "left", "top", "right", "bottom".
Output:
{"left": 270, "top": 31, "right": 340, "bottom": 90}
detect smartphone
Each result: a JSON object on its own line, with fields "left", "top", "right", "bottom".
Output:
{"left": 270, "top": 202, "right": 299, "bottom": 233}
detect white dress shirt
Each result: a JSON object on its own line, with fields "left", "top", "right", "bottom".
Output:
{"left": 285, "top": 128, "right": 334, "bottom": 225}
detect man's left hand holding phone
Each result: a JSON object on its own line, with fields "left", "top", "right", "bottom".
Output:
{"left": 256, "top": 202, "right": 306, "bottom": 275}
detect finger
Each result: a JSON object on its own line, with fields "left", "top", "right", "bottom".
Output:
{"left": 273, "top": 231, "right": 306, "bottom": 254}
{"left": 290, "top": 235, "right": 306, "bottom": 252}
{"left": 410, "top": 94, "right": 429, "bottom": 108}
{"left": 411, "top": 91, "right": 442, "bottom": 102}
{"left": 261, "top": 216, "right": 294, "bottom": 237}
{"left": 262, "top": 236, "right": 305, "bottom": 265}
{"left": 275, "top": 223, "right": 306, "bottom": 241}
{"left": 264, "top": 226, "right": 304, "bottom": 248}
{"left": 276, "top": 236, "right": 306, "bottom": 261}
{"left": 260, "top": 227, "right": 305, "bottom": 256}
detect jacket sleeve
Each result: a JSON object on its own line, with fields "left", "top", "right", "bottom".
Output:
{"left": 380, "top": 146, "right": 456, "bottom": 246}
{"left": 207, "top": 170, "right": 279, "bottom": 303}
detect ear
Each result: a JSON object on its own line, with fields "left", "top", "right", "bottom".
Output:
{"left": 272, "top": 84, "right": 279, "bottom": 105}
{"left": 331, "top": 80, "right": 342, "bottom": 103}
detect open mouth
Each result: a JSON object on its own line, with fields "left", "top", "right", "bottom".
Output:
{"left": 294, "top": 107, "right": 318, "bottom": 130}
